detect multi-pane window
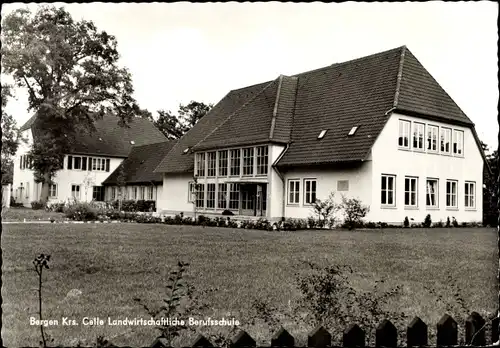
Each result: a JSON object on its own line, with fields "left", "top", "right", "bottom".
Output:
{"left": 132, "top": 186, "right": 138, "bottom": 200}
{"left": 49, "top": 184, "right": 57, "bottom": 198}
{"left": 242, "top": 147, "right": 254, "bottom": 176}
{"left": 139, "top": 186, "right": 145, "bottom": 200}
{"left": 92, "top": 158, "right": 106, "bottom": 171}
{"left": 206, "top": 183, "right": 216, "bottom": 209}
{"left": 92, "top": 186, "right": 105, "bottom": 201}
{"left": 196, "top": 153, "right": 206, "bottom": 177}
{"left": 404, "top": 177, "right": 418, "bottom": 207}
{"left": 218, "top": 150, "right": 228, "bottom": 176}
{"left": 426, "top": 179, "right": 439, "bottom": 207}
{"left": 196, "top": 184, "right": 205, "bottom": 208}
{"left": 256, "top": 146, "right": 269, "bottom": 175}
{"left": 398, "top": 120, "right": 411, "bottom": 148}
{"left": 71, "top": 185, "right": 81, "bottom": 200}
{"left": 427, "top": 125, "right": 438, "bottom": 152}
{"left": 441, "top": 128, "right": 452, "bottom": 154}
{"left": 412, "top": 123, "right": 425, "bottom": 150}
{"left": 288, "top": 179, "right": 300, "bottom": 205}
{"left": 381, "top": 175, "right": 395, "bottom": 206}
{"left": 147, "top": 186, "right": 154, "bottom": 200}
{"left": 453, "top": 130, "right": 464, "bottom": 156}
{"left": 111, "top": 187, "right": 117, "bottom": 200}
{"left": 304, "top": 179, "right": 317, "bottom": 204}
{"left": 229, "top": 183, "right": 240, "bottom": 210}
{"left": 188, "top": 182, "right": 195, "bottom": 203}
{"left": 446, "top": 180, "right": 458, "bottom": 208}
{"left": 464, "top": 181, "right": 476, "bottom": 209}
{"left": 207, "top": 152, "right": 216, "bottom": 177}
{"left": 74, "top": 156, "right": 82, "bottom": 170}
{"left": 20, "top": 154, "right": 33, "bottom": 170}
{"left": 230, "top": 149, "right": 240, "bottom": 176}
{"left": 218, "top": 183, "right": 227, "bottom": 209}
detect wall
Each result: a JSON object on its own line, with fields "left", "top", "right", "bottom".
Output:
{"left": 12, "top": 129, "right": 35, "bottom": 205}
{"left": 159, "top": 173, "right": 194, "bottom": 215}
{"left": 268, "top": 144, "right": 286, "bottom": 220}
{"left": 369, "top": 112, "right": 484, "bottom": 224}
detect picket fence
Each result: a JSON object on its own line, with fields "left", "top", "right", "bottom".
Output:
{"left": 150, "top": 313, "right": 499, "bottom": 348}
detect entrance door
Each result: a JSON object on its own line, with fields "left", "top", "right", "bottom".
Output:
{"left": 240, "top": 184, "right": 267, "bottom": 217}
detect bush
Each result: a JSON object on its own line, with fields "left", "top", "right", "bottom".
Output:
{"left": 109, "top": 199, "right": 156, "bottom": 212}
{"left": 31, "top": 200, "right": 45, "bottom": 210}
{"left": 403, "top": 216, "right": 409, "bottom": 228}
{"left": 423, "top": 214, "right": 432, "bottom": 228}
{"left": 222, "top": 209, "right": 234, "bottom": 216}
{"left": 433, "top": 220, "right": 444, "bottom": 228}
{"left": 446, "top": 216, "right": 451, "bottom": 228}
{"left": 340, "top": 196, "right": 369, "bottom": 230}
{"left": 64, "top": 202, "right": 98, "bottom": 221}
{"left": 310, "top": 192, "right": 339, "bottom": 228}
{"left": 46, "top": 202, "right": 65, "bottom": 213}
{"left": 365, "top": 221, "right": 377, "bottom": 229}
{"left": 452, "top": 217, "right": 459, "bottom": 228}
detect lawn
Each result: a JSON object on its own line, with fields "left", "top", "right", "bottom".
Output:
{"left": 1, "top": 223, "right": 497, "bottom": 347}
{"left": 2, "top": 207, "right": 66, "bottom": 222}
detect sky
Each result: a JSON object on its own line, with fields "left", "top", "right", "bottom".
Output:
{"left": 2, "top": 2, "right": 499, "bottom": 152}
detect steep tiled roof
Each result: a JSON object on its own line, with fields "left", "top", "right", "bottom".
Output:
{"left": 102, "top": 140, "right": 176, "bottom": 185}
{"left": 26, "top": 114, "right": 167, "bottom": 157}
{"left": 155, "top": 46, "right": 483, "bottom": 173}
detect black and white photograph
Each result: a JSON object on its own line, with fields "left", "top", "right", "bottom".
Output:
{"left": 1, "top": 2, "right": 498, "bottom": 347}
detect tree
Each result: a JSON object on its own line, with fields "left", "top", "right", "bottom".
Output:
{"left": 483, "top": 144, "right": 498, "bottom": 226}
{"left": 149, "top": 101, "right": 213, "bottom": 139}
{"left": 2, "top": 6, "right": 143, "bottom": 204}
{"left": 1, "top": 83, "right": 20, "bottom": 185}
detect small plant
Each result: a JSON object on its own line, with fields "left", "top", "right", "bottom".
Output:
{"left": 452, "top": 216, "right": 459, "bottom": 227}
{"left": 446, "top": 216, "right": 451, "bottom": 228}
{"left": 31, "top": 200, "right": 45, "bottom": 210}
{"left": 433, "top": 220, "right": 444, "bottom": 228}
{"left": 403, "top": 216, "right": 410, "bottom": 228}
{"left": 423, "top": 214, "right": 432, "bottom": 228}
{"left": 340, "top": 195, "right": 370, "bottom": 230}
{"left": 33, "top": 254, "right": 54, "bottom": 348}
{"left": 310, "top": 192, "right": 339, "bottom": 228}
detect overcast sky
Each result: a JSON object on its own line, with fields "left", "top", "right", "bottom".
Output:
{"left": 2, "top": 2, "right": 498, "bottom": 152}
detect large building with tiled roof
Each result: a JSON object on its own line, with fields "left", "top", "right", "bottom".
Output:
{"left": 154, "top": 46, "right": 487, "bottom": 224}
{"left": 13, "top": 114, "right": 167, "bottom": 205}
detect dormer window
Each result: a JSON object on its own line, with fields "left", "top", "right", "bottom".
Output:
{"left": 348, "top": 126, "right": 358, "bottom": 136}
{"left": 317, "top": 130, "right": 327, "bottom": 139}
{"left": 130, "top": 140, "right": 135, "bottom": 145}
{"left": 183, "top": 148, "right": 190, "bottom": 154}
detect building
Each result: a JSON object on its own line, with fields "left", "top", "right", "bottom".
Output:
{"left": 13, "top": 114, "right": 167, "bottom": 206}
{"left": 102, "top": 140, "right": 176, "bottom": 205}
{"left": 154, "top": 46, "right": 488, "bottom": 224}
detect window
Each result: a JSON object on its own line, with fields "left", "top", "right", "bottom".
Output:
{"left": 49, "top": 184, "right": 57, "bottom": 198}
{"left": 464, "top": 181, "right": 476, "bottom": 209}
{"left": 229, "top": 183, "right": 240, "bottom": 210}
{"left": 74, "top": 156, "right": 82, "bottom": 170}
{"left": 132, "top": 186, "right": 138, "bottom": 200}
{"left": 242, "top": 147, "right": 254, "bottom": 176}
{"left": 440, "top": 128, "right": 451, "bottom": 154}
{"left": 91, "top": 158, "right": 107, "bottom": 171}
{"left": 348, "top": 126, "right": 358, "bottom": 136}
{"left": 337, "top": 180, "right": 349, "bottom": 191}
{"left": 20, "top": 154, "right": 33, "bottom": 170}
{"left": 412, "top": 123, "right": 425, "bottom": 150}
{"left": 404, "top": 177, "right": 418, "bottom": 207}
{"left": 147, "top": 186, "right": 154, "bottom": 200}
{"left": 398, "top": 120, "right": 411, "bottom": 148}
{"left": 218, "top": 183, "right": 227, "bottom": 209}
{"left": 207, "top": 152, "right": 216, "bottom": 177}
{"left": 196, "top": 153, "right": 205, "bottom": 177}
{"left": 206, "top": 183, "right": 215, "bottom": 209}
{"left": 427, "top": 125, "right": 438, "bottom": 152}
{"left": 92, "top": 186, "right": 105, "bottom": 201}
{"left": 111, "top": 187, "right": 117, "bottom": 200}
{"left": 288, "top": 179, "right": 300, "bottom": 205}
{"left": 304, "top": 179, "right": 317, "bottom": 204}
{"left": 318, "top": 130, "right": 327, "bottom": 139}
{"left": 230, "top": 149, "right": 240, "bottom": 176}
{"left": 196, "top": 183, "right": 205, "bottom": 208}
{"left": 453, "top": 130, "right": 464, "bottom": 156}
{"left": 256, "top": 146, "right": 269, "bottom": 175}
{"left": 381, "top": 175, "right": 395, "bottom": 206}
{"left": 218, "top": 150, "right": 228, "bottom": 176}
{"left": 446, "top": 180, "right": 458, "bottom": 208}
{"left": 139, "top": 186, "right": 145, "bottom": 200}
{"left": 188, "top": 182, "right": 195, "bottom": 203}
{"left": 71, "top": 185, "right": 81, "bottom": 200}
{"left": 426, "top": 179, "right": 439, "bottom": 207}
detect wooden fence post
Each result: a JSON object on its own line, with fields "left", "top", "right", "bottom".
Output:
{"left": 465, "top": 312, "right": 486, "bottom": 345}
{"left": 307, "top": 326, "right": 331, "bottom": 348}
{"left": 407, "top": 317, "right": 427, "bottom": 347}
{"left": 343, "top": 323, "right": 365, "bottom": 348}
{"left": 271, "top": 327, "right": 295, "bottom": 347}
{"left": 375, "top": 319, "right": 397, "bottom": 348}
{"left": 436, "top": 314, "right": 458, "bottom": 346}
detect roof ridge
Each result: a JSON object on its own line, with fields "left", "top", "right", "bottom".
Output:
{"left": 393, "top": 46, "right": 406, "bottom": 108}
{"left": 269, "top": 75, "right": 285, "bottom": 139}
{"left": 191, "top": 78, "right": 280, "bottom": 151}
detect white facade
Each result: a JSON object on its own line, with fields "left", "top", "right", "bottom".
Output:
{"left": 159, "top": 112, "right": 484, "bottom": 224}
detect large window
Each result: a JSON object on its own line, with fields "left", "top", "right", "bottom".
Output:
{"left": 207, "top": 183, "right": 215, "bottom": 209}
{"left": 426, "top": 179, "right": 439, "bottom": 207}
{"left": 398, "top": 120, "right": 411, "bottom": 148}
{"left": 230, "top": 149, "right": 240, "bottom": 176}
{"left": 229, "top": 183, "right": 240, "bottom": 210}
{"left": 288, "top": 179, "right": 300, "bottom": 205}
{"left": 256, "top": 146, "right": 269, "bottom": 175}
{"left": 381, "top": 175, "right": 396, "bottom": 206}
{"left": 188, "top": 182, "right": 195, "bottom": 203}
{"left": 427, "top": 125, "right": 438, "bottom": 152}
{"left": 218, "top": 183, "right": 227, "bottom": 209}
{"left": 412, "top": 123, "right": 425, "bottom": 150}
{"left": 147, "top": 186, "right": 154, "bottom": 200}
{"left": 207, "top": 152, "right": 216, "bottom": 177}
{"left": 464, "top": 181, "right": 476, "bottom": 209}
{"left": 242, "top": 147, "right": 254, "bottom": 176}
{"left": 196, "top": 153, "right": 205, "bottom": 177}
{"left": 446, "top": 180, "right": 458, "bottom": 208}
{"left": 440, "top": 128, "right": 451, "bottom": 154}
{"left": 71, "top": 185, "right": 81, "bottom": 200}
{"left": 453, "top": 130, "right": 464, "bottom": 156}
{"left": 92, "top": 158, "right": 106, "bottom": 171}
{"left": 196, "top": 183, "right": 205, "bottom": 208}
{"left": 92, "top": 186, "right": 105, "bottom": 201}
{"left": 139, "top": 186, "right": 145, "bottom": 200}
{"left": 218, "top": 150, "right": 228, "bottom": 176}
{"left": 304, "top": 179, "right": 317, "bottom": 204}
{"left": 404, "top": 177, "right": 418, "bottom": 207}
{"left": 20, "top": 154, "right": 33, "bottom": 170}
{"left": 49, "top": 184, "right": 57, "bottom": 198}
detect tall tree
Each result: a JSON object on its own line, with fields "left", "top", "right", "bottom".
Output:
{"left": 2, "top": 6, "right": 143, "bottom": 203}
{"left": 1, "top": 84, "right": 20, "bottom": 185}
{"left": 484, "top": 144, "right": 499, "bottom": 226}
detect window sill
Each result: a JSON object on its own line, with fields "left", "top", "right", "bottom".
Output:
{"left": 287, "top": 203, "right": 301, "bottom": 207}
{"left": 465, "top": 208, "right": 477, "bottom": 211}
{"left": 445, "top": 208, "right": 459, "bottom": 211}
{"left": 426, "top": 207, "right": 439, "bottom": 210}
{"left": 404, "top": 206, "right": 419, "bottom": 210}
{"left": 398, "top": 147, "right": 411, "bottom": 151}
{"left": 381, "top": 205, "right": 397, "bottom": 209}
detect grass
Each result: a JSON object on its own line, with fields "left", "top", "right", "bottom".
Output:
{"left": 1, "top": 223, "right": 497, "bottom": 347}
{"left": 2, "top": 207, "right": 66, "bottom": 222}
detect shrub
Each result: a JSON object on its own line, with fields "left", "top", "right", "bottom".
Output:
{"left": 307, "top": 216, "right": 318, "bottom": 229}
{"left": 222, "top": 209, "right": 234, "bottom": 216}
{"left": 446, "top": 216, "right": 451, "bottom": 228}
{"left": 452, "top": 217, "right": 459, "bottom": 228}
{"left": 110, "top": 199, "right": 156, "bottom": 212}
{"left": 64, "top": 202, "right": 98, "bottom": 221}
{"left": 255, "top": 218, "right": 271, "bottom": 230}
{"left": 423, "top": 214, "right": 432, "bottom": 228}
{"left": 226, "top": 218, "right": 238, "bottom": 228}
{"left": 310, "top": 192, "right": 339, "bottom": 228}
{"left": 365, "top": 221, "right": 377, "bottom": 229}
{"left": 403, "top": 216, "right": 410, "bottom": 228}
{"left": 340, "top": 196, "right": 369, "bottom": 230}
{"left": 46, "top": 202, "right": 65, "bottom": 213}
{"left": 433, "top": 220, "right": 444, "bottom": 228}
{"left": 31, "top": 200, "right": 45, "bottom": 210}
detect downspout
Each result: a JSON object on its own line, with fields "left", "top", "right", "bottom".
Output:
{"left": 272, "top": 143, "right": 290, "bottom": 219}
